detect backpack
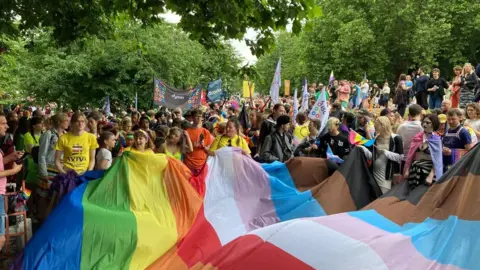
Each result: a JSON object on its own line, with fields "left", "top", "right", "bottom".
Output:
{"left": 32, "top": 131, "right": 56, "bottom": 164}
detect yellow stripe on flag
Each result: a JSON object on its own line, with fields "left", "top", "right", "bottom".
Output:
{"left": 127, "top": 151, "right": 178, "bottom": 269}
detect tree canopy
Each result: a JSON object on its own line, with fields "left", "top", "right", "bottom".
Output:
{"left": 1, "top": 0, "right": 320, "bottom": 56}
{"left": 0, "top": 21, "right": 242, "bottom": 109}
{"left": 254, "top": 0, "right": 480, "bottom": 94}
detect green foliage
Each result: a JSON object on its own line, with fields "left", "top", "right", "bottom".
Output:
{"left": 1, "top": 22, "right": 241, "bottom": 109}
{"left": 254, "top": 32, "right": 308, "bottom": 94}
{"left": 255, "top": 0, "right": 480, "bottom": 89}
{"left": 1, "top": 0, "right": 319, "bottom": 56}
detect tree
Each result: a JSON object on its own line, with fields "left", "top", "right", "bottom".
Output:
{"left": 3, "top": 21, "right": 241, "bottom": 109}
{"left": 255, "top": 0, "right": 480, "bottom": 87}
{"left": 1, "top": 0, "right": 320, "bottom": 57}
{"left": 254, "top": 32, "right": 308, "bottom": 94}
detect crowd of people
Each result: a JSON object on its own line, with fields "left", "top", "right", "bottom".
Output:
{"left": 0, "top": 63, "right": 480, "bottom": 254}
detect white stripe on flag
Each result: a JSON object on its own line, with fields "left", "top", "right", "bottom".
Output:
{"left": 250, "top": 219, "right": 389, "bottom": 270}
{"left": 204, "top": 149, "right": 247, "bottom": 245}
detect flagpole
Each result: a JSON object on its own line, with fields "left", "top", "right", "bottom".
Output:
{"left": 135, "top": 92, "right": 138, "bottom": 111}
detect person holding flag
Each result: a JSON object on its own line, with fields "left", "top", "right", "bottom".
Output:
{"left": 358, "top": 116, "right": 404, "bottom": 194}
{"left": 318, "top": 117, "right": 351, "bottom": 159}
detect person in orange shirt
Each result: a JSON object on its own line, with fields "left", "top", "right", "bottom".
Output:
{"left": 184, "top": 109, "right": 214, "bottom": 197}
{"left": 184, "top": 110, "right": 214, "bottom": 174}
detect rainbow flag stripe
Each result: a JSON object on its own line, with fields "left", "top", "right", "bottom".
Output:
{"left": 16, "top": 151, "right": 202, "bottom": 269}
{"left": 14, "top": 145, "right": 480, "bottom": 270}
{"left": 348, "top": 129, "right": 375, "bottom": 147}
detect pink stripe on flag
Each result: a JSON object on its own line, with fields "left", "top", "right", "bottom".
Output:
{"left": 314, "top": 213, "right": 461, "bottom": 270}
{"left": 232, "top": 149, "right": 279, "bottom": 232}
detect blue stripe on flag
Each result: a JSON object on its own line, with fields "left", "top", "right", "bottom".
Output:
{"left": 349, "top": 210, "right": 478, "bottom": 269}
{"left": 348, "top": 210, "right": 402, "bottom": 233}
{"left": 402, "top": 216, "right": 480, "bottom": 269}
{"left": 263, "top": 162, "right": 326, "bottom": 221}
{"left": 23, "top": 183, "right": 88, "bottom": 269}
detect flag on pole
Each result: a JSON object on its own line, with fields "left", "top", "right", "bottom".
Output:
{"left": 308, "top": 87, "right": 329, "bottom": 133}
{"left": 293, "top": 88, "right": 299, "bottom": 125}
{"left": 300, "top": 78, "right": 309, "bottom": 112}
{"left": 355, "top": 84, "right": 362, "bottom": 108}
{"left": 239, "top": 103, "right": 250, "bottom": 131}
{"left": 284, "top": 80, "right": 291, "bottom": 96}
{"left": 270, "top": 59, "right": 281, "bottom": 104}
{"left": 103, "top": 96, "right": 111, "bottom": 116}
{"left": 327, "top": 145, "right": 344, "bottom": 164}
{"left": 328, "top": 71, "right": 335, "bottom": 87}
{"left": 348, "top": 129, "right": 376, "bottom": 147}
{"left": 135, "top": 92, "right": 138, "bottom": 111}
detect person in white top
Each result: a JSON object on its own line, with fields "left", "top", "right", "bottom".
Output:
{"left": 397, "top": 104, "right": 424, "bottom": 156}
{"left": 380, "top": 82, "right": 390, "bottom": 107}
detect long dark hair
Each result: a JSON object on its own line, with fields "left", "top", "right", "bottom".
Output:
{"left": 29, "top": 116, "right": 44, "bottom": 142}
{"left": 98, "top": 131, "right": 115, "bottom": 149}
{"left": 14, "top": 116, "right": 30, "bottom": 145}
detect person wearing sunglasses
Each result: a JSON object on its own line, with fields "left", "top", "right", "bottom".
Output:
{"left": 209, "top": 119, "right": 250, "bottom": 156}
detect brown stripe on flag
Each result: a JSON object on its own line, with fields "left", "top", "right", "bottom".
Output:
{"left": 408, "top": 173, "right": 480, "bottom": 222}
{"left": 285, "top": 158, "right": 333, "bottom": 191}
{"left": 309, "top": 172, "right": 357, "bottom": 214}
{"left": 362, "top": 197, "right": 417, "bottom": 225}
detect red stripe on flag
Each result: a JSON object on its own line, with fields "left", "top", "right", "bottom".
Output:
{"left": 177, "top": 205, "right": 222, "bottom": 268}
{"left": 203, "top": 235, "right": 314, "bottom": 270}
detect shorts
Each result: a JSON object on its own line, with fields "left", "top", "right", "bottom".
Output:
{"left": 0, "top": 194, "right": 5, "bottom": 236}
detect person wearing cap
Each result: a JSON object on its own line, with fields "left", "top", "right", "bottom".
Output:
{"left": 355, "top": 109, "right": 374, "bottom": 139}
{"left": 259, "top": 115, "right": 293, "bottom": 163}
{"left": 437, "top": 114, "right": 447, "bottom": 136}
{"left": 258, "top": 104, "right": 286, "bottom": 153}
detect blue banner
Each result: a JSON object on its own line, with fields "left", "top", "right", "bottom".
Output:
{"left": 207, "top": 79, "right": 224, "bottom": 102}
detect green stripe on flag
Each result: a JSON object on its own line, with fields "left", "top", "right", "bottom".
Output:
{"left": 81, "top": 153, "right": 137, "bottom": 269}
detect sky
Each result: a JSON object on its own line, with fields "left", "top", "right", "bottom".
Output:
{"left": 159, "top": 12, "right": 258, "bottom": 65}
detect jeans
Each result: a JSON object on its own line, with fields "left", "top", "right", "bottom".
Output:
{"left": 429, "top": 96, "right": 442, "bottom": 110}
{"left": 0, "top": 194, "right": 5, "bottom": 236}
{"left": 415, "top": 91, "right": 428, "bottom": 110}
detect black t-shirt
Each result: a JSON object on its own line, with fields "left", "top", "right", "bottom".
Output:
{"left": 426, "top": 77, "right": 448, "bottom": 98}
{"left": 319, "top": 133, "right": 351, "bottom": 159}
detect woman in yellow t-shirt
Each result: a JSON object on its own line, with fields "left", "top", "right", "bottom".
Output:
{"left": 125, "top": 129, "right": 155, "bottom": 154}
{"left": 158, "top": 127, "right": 193, "bottom": 160}
{"left": 209, "top": 119, "right": 250, "bottom": 156}
{"left": 55, "top": 113, "right": 99, "bottom": 174}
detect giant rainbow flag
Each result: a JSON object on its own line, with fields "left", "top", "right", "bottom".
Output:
{"left": 13, "top": 145, "right": 480, "bottom": 269}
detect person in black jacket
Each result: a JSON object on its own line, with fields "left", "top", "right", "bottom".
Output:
{"left": 414, "top": 68, "right": 429, "bottom": 110}
{"left": 258, "top": 104, "right": 286, "bottom": 153}
{"left": 426, "top": 68, "right": 448, "bottom": 110}
{"left": 259, "top": 115, "right": 293, "bottom": 163}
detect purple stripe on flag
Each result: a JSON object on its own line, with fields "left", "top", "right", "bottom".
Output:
{"left": 232, "top": 149, "right": 280, "bottom": 232}
{"left": 313, "top": 213, "right": 460, "bottom": 270}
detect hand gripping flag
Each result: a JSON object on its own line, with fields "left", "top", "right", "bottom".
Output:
{"left": 326, "top": 144, "right": 344, "bottom": 164}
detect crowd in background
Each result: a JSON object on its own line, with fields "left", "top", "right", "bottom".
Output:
{"left": 0, "top": 63, "right": 479, "bottom": 252}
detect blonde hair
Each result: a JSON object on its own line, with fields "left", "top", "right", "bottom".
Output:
{"left": 375, "top": 116, "right": 393, "bottom": 135}
{"left": 464, "top": 63, "right": 474, "bottom": 75}
{"left": 327, "top": 117, "right": 340, "bottom": 130}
